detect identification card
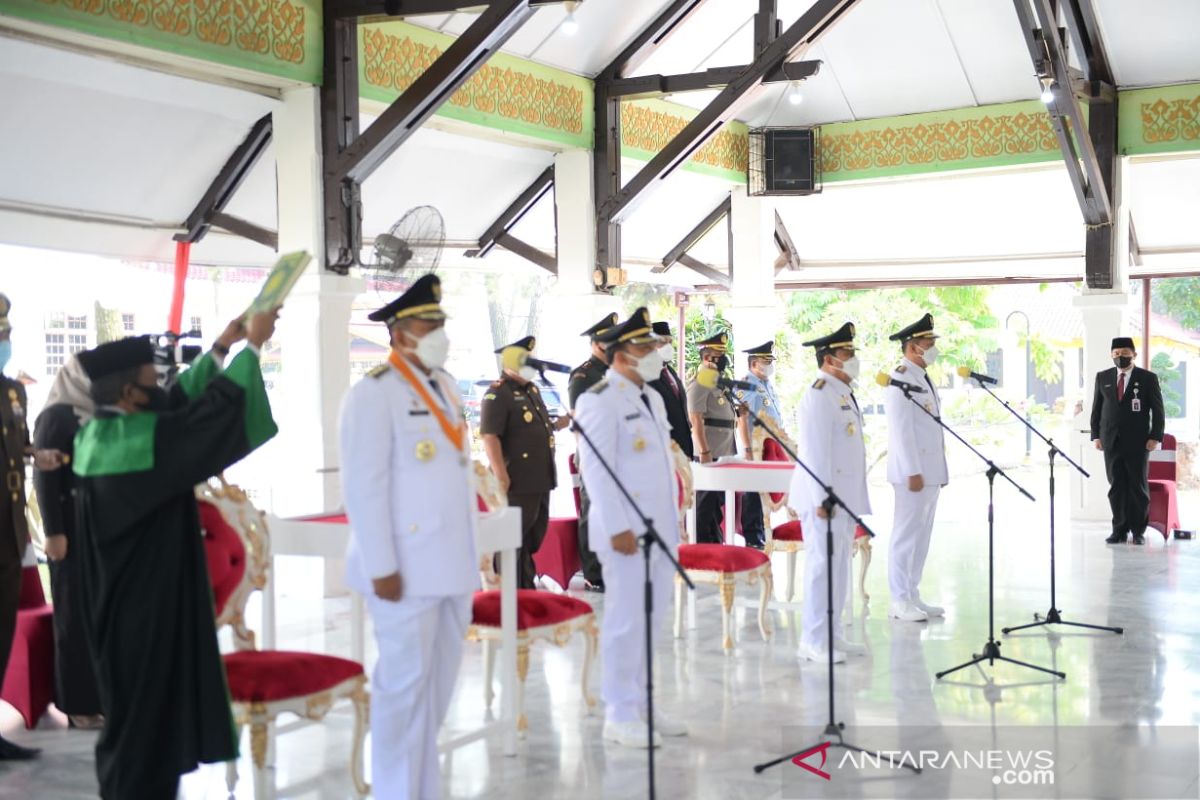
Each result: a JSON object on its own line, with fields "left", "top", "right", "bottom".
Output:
{"left": 1131, "top": 398, "right": 1141, "bottom": 412}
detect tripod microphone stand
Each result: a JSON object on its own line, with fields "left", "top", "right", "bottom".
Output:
{"left": 959, "top": 380, "right": 1124, "bottom": 638}
{"left": 721, "top": 385, "right": 918, "bottom": 777}
{"left": 887, "top": 384, "right": 1062, "bottom": 680}
{"left": 570, "top": 416, "right": 695, "bottom": 800}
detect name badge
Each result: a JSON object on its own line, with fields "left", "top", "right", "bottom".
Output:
{"left": 1131, "top": 399, "right": 1141, "bottom": 412}
{"left": 624, "top": 412, "right": 642, "bottom": 421}
{"left": 408, "top": 409, "right": 430, "bottom": 416}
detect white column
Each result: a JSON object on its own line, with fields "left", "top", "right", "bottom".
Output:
{"left": 725, "top": 186, "right": 782, "bottom": 354}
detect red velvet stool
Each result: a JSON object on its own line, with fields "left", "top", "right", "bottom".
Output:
{"left": 674, "top": 544, "right": 773, "bottom": 651}
{"left": 766, "top": 519, "right": 873, "bottom": 604}
{"left": 532, "top": 517, "right": 581, "bottom": 590}
{"left": 0, "top": 566, "right": 54, "bottom": 728}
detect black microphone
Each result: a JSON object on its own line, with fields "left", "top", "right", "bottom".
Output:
{"left": 696, "top": 366, "right": 755, "bottom": 392}
{"left": 874, "top": 372, "right": 927, "bottom": 393}
{"left": 527, "top": 356, "right": 571, "bottom": 374}
{"left": 500, "top": 348, "right": 571, "bottom": 374}
{"left": 956, "top": 366, "right": 998, "bottom": 385}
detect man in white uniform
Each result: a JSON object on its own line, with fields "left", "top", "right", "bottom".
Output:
{"left": 884, "top": 312, "right": 948, "bottom": 623}
{"left": 788, "top": 322, "right": 869, "bottom": 664}
{"left": 574, "top": 307, "right": 687, "bottom": 748}
{"left": 339, "top": 273, "right": 479, "bottom": 799}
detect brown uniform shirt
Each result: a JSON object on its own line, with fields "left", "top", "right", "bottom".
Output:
{"left": 479, "top": 376, "right": 558, "bottom": 494}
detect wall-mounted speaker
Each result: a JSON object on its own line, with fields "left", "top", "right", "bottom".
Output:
{"left": 748, "top": 128, "right": 820, "bottom": 196}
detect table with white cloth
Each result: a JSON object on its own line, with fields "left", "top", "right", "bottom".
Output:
{"left": 264, "top": 507, "right": 522, "bottom": 755}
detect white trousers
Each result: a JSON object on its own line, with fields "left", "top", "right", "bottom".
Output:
{"left": 800, "top": 511, "right": 853, "bottom": 651}
{"left": 596, "top": 549, "right": 673, "bottom": 724}
{"left": 888, "top": 484, "right": 941, "bottom": 604}
{"left": 366, "top": 593, "right": 472, "bottom": 800}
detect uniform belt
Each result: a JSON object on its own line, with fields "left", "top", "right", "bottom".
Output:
{"left": 6, "top": 471, "right": 21, "bottom": 493}
{"left": 703, "top": 418, "right": 735, "bottom": 429}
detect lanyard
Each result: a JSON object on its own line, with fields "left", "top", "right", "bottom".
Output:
{"left": 388, "top": 351, "right": 465, "bottom": 453}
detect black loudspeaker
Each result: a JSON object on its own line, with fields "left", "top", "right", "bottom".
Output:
{"left": 749, "top": 128, "right": 820, "bottom": 196}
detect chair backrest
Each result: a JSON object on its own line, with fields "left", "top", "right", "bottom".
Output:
{"left": 671, "top": 442, "right": 694, "bottom": 543}
{"left": 196, "top": 479, "right": 268, "bottom": 652}
{"left": 18, "top": 565, "right": 45, "bottom": 610}
{"left": 1149, "top": 433, "right": 1177, "bottom": 481}
{"left": 753, "top": 425, "right": 795, "bottom": 508}
{"left": 472, "top": 460, "right": 505, "bottom": 589}
{"left": 568, "top": 453, "right": 583, "bottom": 515}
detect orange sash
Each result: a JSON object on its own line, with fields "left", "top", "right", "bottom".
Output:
{"left": 388, "top": 350, "right": 466, "bottom": 453}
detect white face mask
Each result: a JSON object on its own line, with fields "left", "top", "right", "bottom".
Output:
{"left": 408, "top": 327, "right": 450, "bottom": 370}
{"left": 836, "top": 355, "right": 861, "bottom": 381}
{"left": 631, "top": 348, "right": 664, "bottom": 382}
{"left": 518, "top": 366, "right": 540, "bottom": 383}
{"left": 659, "top": 343, "right": 676, "bottom": 364}
{"left": 760, "top": 363, "right": 775, "bottom": 378}
{"left": 920, "top": 345, "right": 939, "bottom": 366}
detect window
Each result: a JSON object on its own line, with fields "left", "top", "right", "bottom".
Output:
{"left": 122, "top": 313, "right": 135, "bottom": 332}
{"left": 45, "top": 333, "right": 65, "bottom": 376}
{"left": 46, "top": 312, "right": 64, "bottom": 330}
{"left": 189, "top": 315, "right": 203, "bottom": 335}
{"left": 67, "top": 315, "right": 87, "bottom": 330}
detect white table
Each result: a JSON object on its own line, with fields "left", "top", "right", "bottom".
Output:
{"left": 264, "top": 507, "right": 522, "bottom": 756}
{"left": 688, "top": 461, "right": 795, "bottom": 545}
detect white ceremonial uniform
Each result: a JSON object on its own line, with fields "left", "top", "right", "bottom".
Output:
{"left": 574, "top": 370, "right": 679, "bottom": 725}
{"left": 340, "top": 360, "right": 479, "bottom": 800}
{"left": 788, "top": 373, "right": 870, "bottom": 651}
{"left": 883, "top": 357, "right": 948, "bottom": 606}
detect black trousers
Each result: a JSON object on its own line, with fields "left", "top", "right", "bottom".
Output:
{"left": 499, "top": 492, "right": 550, "bottom": 590}
{"left": 740, "top": 492, "right": 766, "bottom": 547}
{"left": 1104, "top": 446, "right": 1151, "bottom": 537}
{"left": 49, "top": 555, "right": 103, "bottom": 715}
{"left": 577, "top": 484, "right": 604, "bottom": 585}
{"left": 696, "top": 491, "right": 725, "bottom": 544}
{"left": 0, "top": 540, "right": 19, "bottom": 689}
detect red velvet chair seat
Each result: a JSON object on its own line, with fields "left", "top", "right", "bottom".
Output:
{"left": 472, "top": 589, "right": 591, "bottom": 630}
{"left": 532, "top": 518, "right": 581, "bottom": 589}
{"left": 223, "top": 650, "right": 365, "bottom": 704}
{"left": 771, "top": 520, "right": 871, "bottom": 543}
{"left": 678, "top": 543, "right": 770, "bottom": 573}
{"left": 200, "top": 501, "right": 247, "bottom": 615}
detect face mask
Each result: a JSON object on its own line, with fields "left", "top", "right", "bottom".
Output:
{"left": 518, "top": 366, "right": 540, "bottom": 383}
{"left": 715, "top": 354, "right": 730, "bottom": 372}
{"left": 0, "top": 340, "right": 10, "bottom": 374}
{"left": 631, "top": 348, "right": 664, "bottom": 382}
{"left": 409, "top": 327, "right": 450, "bottom": 370}
{"left": 659, "top": 343, "right": 676, "bottom": 364}
{"left": 920, "top": 345, "right": 939, "bottom": 366}
{"left": 836, "top": 355, "right": 861, "bottom": 381}
{"left": 760, "top": 363, "right": 775, "bottom": 378}
{"left": 1113, "top": 355, "right": 1133, "bottom": 369}
{"left": 134, "top": 383, "right": 170, "bottom": 413}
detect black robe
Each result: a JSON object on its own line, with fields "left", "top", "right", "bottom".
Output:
{"left": 74, "top": 350, "right": 276, "bottom": 798}
{"left": 32, "top": 403, "right": 102, "bottom": 717}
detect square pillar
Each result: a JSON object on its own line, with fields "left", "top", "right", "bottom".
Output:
{"left": 725, "top": 187, "right": 782, "bottom": 352}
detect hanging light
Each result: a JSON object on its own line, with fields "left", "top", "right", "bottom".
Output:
{"left": 703, "top": 296, "right": 717, "bottom": 321}
{"left": 561, "top": 1, "right": 579, "bottom": 36}
{"left": 787, "top": 80, "right": 804, "bottom": 106}
{"left": 1039, "top": 76, "right": 1056, "bottom": 104}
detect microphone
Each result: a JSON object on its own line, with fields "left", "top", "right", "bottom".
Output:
{"left": 874, "top": 372, "right": 927, "bottom": 394}
{"left": 956, "top": 365, "right": 998, "bottom": 385}
{"left": 696, "top": 366, "right": 755, "bottom": 392}
{"left": 500, "top": 347, "right": 571, "bottom": 374}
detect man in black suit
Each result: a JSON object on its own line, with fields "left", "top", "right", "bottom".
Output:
{"left": 648, "top": 321, "right": 693, "bottom": 458}
{"left": 1090, "top": 336, "right": 1165, "bottom": 545}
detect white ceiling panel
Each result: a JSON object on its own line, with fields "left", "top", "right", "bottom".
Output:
{"left": 1128, "top": 157, "right": 1200, "bottom": 249}
{"left": 619, "top": 161, "right": 735, "bottom": 268}
{"left": 632, "top": 0, "right": 752, "bottom": 78}
{"left": 1093, "top": 0, "right": 1200, "bottom": 87}
{"left": 932, "top": 0, "right": 1037, "bottom": 105}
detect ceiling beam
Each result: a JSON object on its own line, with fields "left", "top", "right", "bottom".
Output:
{"left": 599, "top": 0, "right": 711, "bottom": 82}
{"left": 210, "top": 212, "right": 278, "bottom": 251}
{"left": 606, "top": 60, "right": 820, "bottom": 99}
{"left": 773, "top": 210, "right": 801, "bottom": 271}
{"left": 175, "top": 113, "right": 272, "bottom": 244}
{"left": 679, "top": 254, "right": 731, "bottom": 288}
{"left": 657, "top": 196, "right": 731, "bottom": 273}
{"left": 598, "top": 0, "right": 861, "bottom": 227}
{"left": 496, "top": 232, "right": 556, "bottom": 274}
{"left": 754, "top": 0, "right": 779, "bottom": 56}
{"left": 466, "top": 165, "right": 554, "bottom": 259}
{"left": 1059, "top": 0, "right": 1113, "bottom": 87}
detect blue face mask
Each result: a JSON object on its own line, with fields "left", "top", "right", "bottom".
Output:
{"left": 0, "top": 340, "right": 11, "bottom": 374}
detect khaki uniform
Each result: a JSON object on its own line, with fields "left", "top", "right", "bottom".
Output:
{"left": 687, "top": 378, "right": 737, "bottom": 543}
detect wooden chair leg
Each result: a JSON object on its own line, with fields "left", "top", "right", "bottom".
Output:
{"left": 858, "top": 539, "right": 872, "bottom": 605}
{"left": 785, "top": 550, "right": 797, "bottom": 602}
{"left": 226, "top": 723, "right": 242, "bottom": 795}
{"left": 482, "top": 638, "right": 496, "bottom": 710}
{"left": 720, "top": 576, "right": 735, "bottom": 651}
{"left": 351, "top": 683, "right": 371, "bottom": 797}
{"left": 581, "top": 618, "right": 598, "bottom": 714}
{"left": 516, "top": 644, "right": 530, "bottom": 737}
{"left": 250, "top": 720, "right": 269, "bottom": 800}
{"left": 757, "top": 568, "right": 773, "bottom": 640}
{"left": 673, "top": 574, "right": 685, "bottom": 640}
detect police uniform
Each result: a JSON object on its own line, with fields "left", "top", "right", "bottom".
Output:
{"left": 883, "top": 313, "right": 948, "bottom": 622}
{"left": 687, "top": 331, "right": 737, "bottom": 543}
{"left": 0, "top": 294, "right": 35, "bottom": 761}
{"left": 568, "top": 312, "right": 618, "bottom": 590}
{"left": 737, "top": 340, "right": 782, "bottom": 549}
{"left": 787, "top": 323, "right": 869, "bottom": 660}
{"left": 573, "top": 309, "right": 680, "bottom": 743}
{"left": 647, "top": 321, "right": 693, "bottom": 459}
{"left": 480, "top": 336, "right": 558, "bottom": 589}
{"left": 339, "top": 274, "right": 477, "bottom": 800}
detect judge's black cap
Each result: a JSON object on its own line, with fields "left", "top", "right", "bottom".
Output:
{"left": 368, "top": 273, "right": 447, "bottom": 323}
{"left": 1111, "top": 336, "right": 1136, "bottom": 350}
{"left": 494, "top": 335, "right": 535, "bottom": 354}
{"left": 802, "top": 322, "right": 856, "bottom": 351}
{"left": 78, "top": 336, "right": 156, "bottom": 380}
{"left": 581, "top": 312, "right": 618, "bottom": 339}
{"left": 652, "top": 321, "right": 673, "bottom": 338}
{"left": 596, "top": 308, "right": 662, "bottom": 346}
{"left": 696, "top": 331, "right": 730, "bottom": 351}
{"left": 743, "top": 341, "right": 776, "bottom": 358}
{"left": 889, "top": 312, "right": 938, "bottom": 343}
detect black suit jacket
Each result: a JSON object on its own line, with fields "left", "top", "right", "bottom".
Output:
{"left": 650, "top": 364, "right": 693, "bottom": 459}
{"left": 1090, "top": 366, "right": 1165, "bottom": 453}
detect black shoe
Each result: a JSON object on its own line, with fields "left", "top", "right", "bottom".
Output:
{"left": 1132, "top": 534, "right": 1146, "bottom": 545}
{"left": 0, "top": 736, "right": 40, "bottom": 760}
{"left": 584, "top": 580, "right": 605, "bottom": 593}
{"left": 1105, "top": 533, "right": 1127, "bottom": 544}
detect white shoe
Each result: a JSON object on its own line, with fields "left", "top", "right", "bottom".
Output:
{"left": 642, "top": 709, "right": 688, "bottom": 737}
{"left": 914, "top": 598, "right": 944, "bottom": 617}
{"left": 799, "top": 642, "right": 846, "bottom": 663}
{"left": 604, "top": 719, "right": 662, "bottom": 749}
{"left": 835, "top": 638, "right": 867, "bottom": 656}
{"left": 889, "top": 601, "right": 929, "bottom": 622}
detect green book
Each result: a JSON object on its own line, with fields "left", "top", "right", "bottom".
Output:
{"left": 244, "top": 251, "right": 312, "bottom": 318}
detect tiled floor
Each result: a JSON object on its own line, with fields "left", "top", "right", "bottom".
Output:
{"left": 3, "top": 464, "right": 1198, "bottom": 799}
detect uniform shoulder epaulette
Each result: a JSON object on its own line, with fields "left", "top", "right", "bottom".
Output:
{"left": 812, "top": 378, "right": 826, "bottom": 389}
{"left": 367, "top": 363, "right": 389, "bottom": 379}
{"left": 895, "top": 364, "right": 907, "bottom": 374}
{"left": 570, "top": 363, "right": 589, "bottom": 380}
{"left": 588, "top": 379, "right": 610, "bottom": 395}
{"left": 488, "top": 378, "right": 505, "bottom": 390}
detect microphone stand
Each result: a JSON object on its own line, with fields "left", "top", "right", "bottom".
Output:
{"left": 726, "top": 385, "right": 918, "bottom": 778}
{"left": 961, "top": 380, "right": 1123, "bottom": 638}
{"left": 570, "top": 416, "right": 695, "bottom": 800}
{"left": 889, "top": 386, "right": 1063, "bottom": 680}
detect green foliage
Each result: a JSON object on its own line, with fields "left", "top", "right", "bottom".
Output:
{"left": 1151, "top": 352, "right": 1183, "bottom": 417}
{"left": 1151, "top": 277, "right": 1200, "bottom": 330}
{"left": 93, "top": 301, "right": 123, "bottom": 345}
{"left": 683, "top": 310, "right": 732, "bottom": 380}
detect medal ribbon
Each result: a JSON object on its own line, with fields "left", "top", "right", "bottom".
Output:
{"left": 388, "top": 350, "right": 465, "bottom": 453}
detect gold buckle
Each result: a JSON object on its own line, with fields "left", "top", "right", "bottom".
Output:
{"left": 7, "top": 471, "right": 21, "bottom": 493}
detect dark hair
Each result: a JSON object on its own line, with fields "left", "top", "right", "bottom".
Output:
{"left": 90, "top": 367, "right": 143, "bottom": 406}
{"left": 815, "top": 348, "right": 831, "bottom": 368}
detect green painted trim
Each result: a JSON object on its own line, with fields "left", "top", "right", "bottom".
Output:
{"left": 818, "top": 100, "right": 1062, "bottom": 182}
{"left": 622, "top": 97, "right": 749, "bottom": 183}
{"left": 1119, "top": 83, "right": 1200, "bottom": 156}
{"left": 359, "top": 21, "right": 593, "bottom": 150}
{"left": 0, "top": 0, "right": 321, "bottom": 85}
{"left": 74, "top": 413, "right": 157, "bottom": 478}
